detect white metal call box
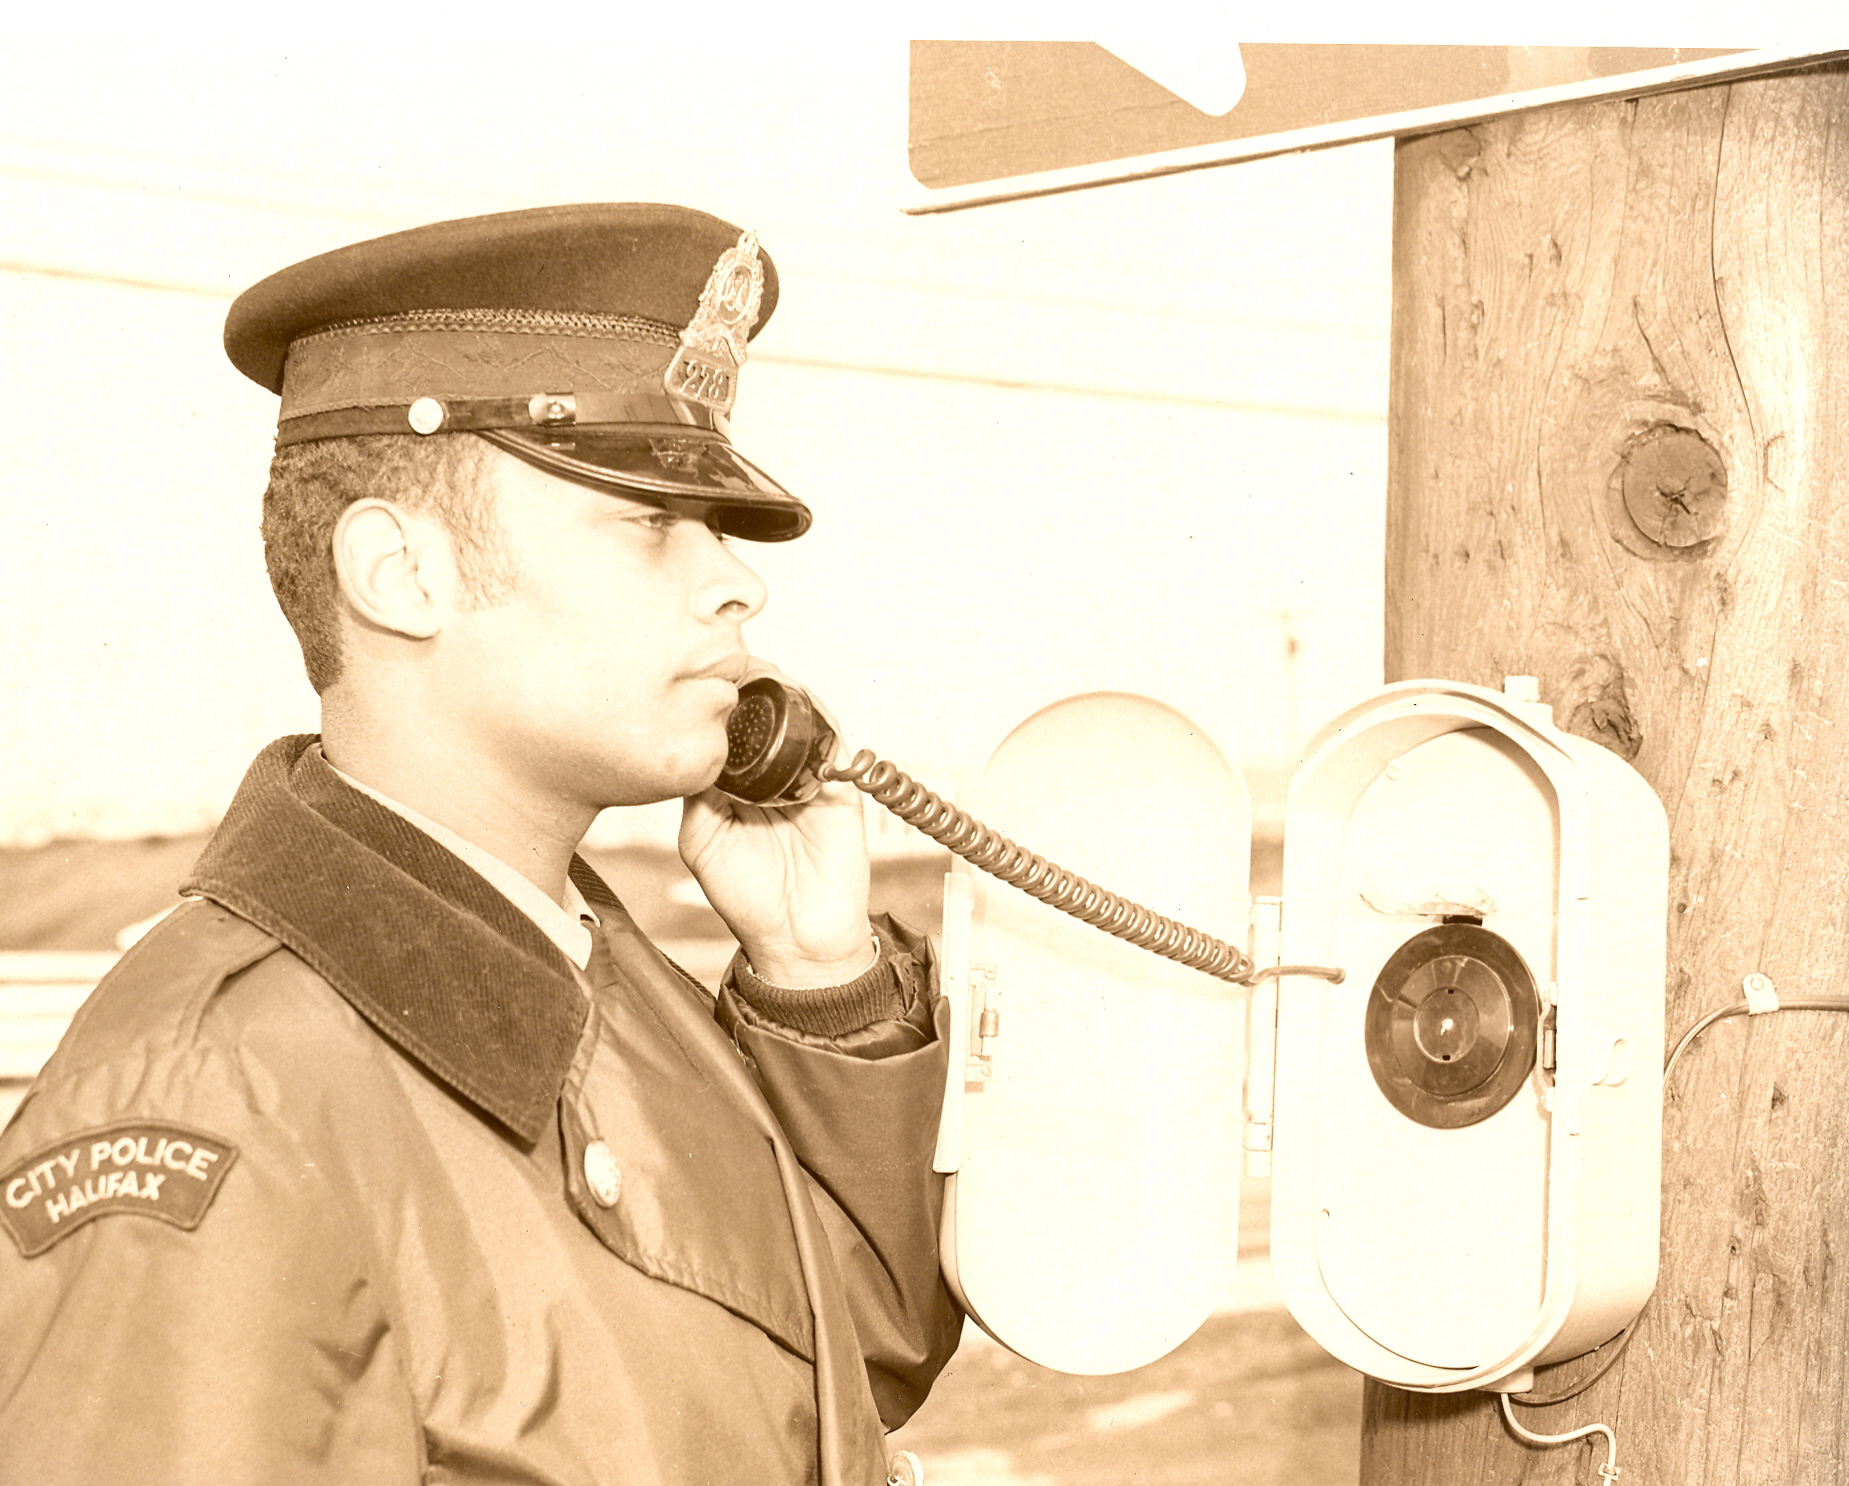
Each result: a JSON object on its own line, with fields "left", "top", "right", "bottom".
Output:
{"left": 932, "top": 679, "right": 1666, "bottom": 1393}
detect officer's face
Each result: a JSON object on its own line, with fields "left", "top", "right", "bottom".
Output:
{"left": 437, "top": 445, "right": 769, "bottom": 809}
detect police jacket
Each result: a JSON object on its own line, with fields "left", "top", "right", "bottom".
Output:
{"left": 0, "top": 737, "right": 962, "bottom": 1485}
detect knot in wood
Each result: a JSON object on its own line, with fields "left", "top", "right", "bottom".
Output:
{"left": 1617, "top": 426, "right": 1727, "bottom": 553}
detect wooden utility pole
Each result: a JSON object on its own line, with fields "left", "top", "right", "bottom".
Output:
{"left": 1366, "top": 62, "right": 1849, "bottom": 1483}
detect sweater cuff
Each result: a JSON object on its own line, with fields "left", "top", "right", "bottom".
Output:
{"left": 729, "top": 930, "right": 908, "bottom": 1037}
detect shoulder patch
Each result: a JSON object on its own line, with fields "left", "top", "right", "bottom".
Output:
{"left": 0, "top": 1122, "right": 239, "bottom": 1257}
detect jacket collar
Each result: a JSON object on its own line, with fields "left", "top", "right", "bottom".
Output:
{"left": 183, "top": 735, "right": 592, "bottom": 1145}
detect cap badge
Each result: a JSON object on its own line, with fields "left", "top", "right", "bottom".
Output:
{"left": 664, "top": 230, "right": 764, "bottom": 418}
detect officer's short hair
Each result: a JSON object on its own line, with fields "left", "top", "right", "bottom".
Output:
{"left": 261, "top": 434, "right": 511, "bottom": 694}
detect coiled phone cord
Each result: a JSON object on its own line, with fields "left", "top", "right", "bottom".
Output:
{"left": 822, "top": 748, "right": 1258, "bottom": 985}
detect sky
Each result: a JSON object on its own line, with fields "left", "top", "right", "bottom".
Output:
{"left": 1, "top": 17, "right": 1824, "bottom": 847}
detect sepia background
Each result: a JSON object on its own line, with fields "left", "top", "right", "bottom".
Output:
{"left": 1, "top": 12, "right": 1794, "bottom": 1484}
{"left": 0, "top": 27, "right": 1393, "bottom": 848}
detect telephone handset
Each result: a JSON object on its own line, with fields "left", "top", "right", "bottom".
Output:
{"left": 715, "top": 673, "right": 839, "bottom": 808}
{"left": 717, "top": 671, "right": 1329, "bottom": 988}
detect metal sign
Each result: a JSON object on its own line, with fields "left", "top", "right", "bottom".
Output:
{"left": 907, "top": 43, "right": 1844, "bottom": 213}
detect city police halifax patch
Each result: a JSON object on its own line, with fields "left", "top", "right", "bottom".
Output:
{"left": 0, "top": 1122, "right": 238, "bottom": 1257}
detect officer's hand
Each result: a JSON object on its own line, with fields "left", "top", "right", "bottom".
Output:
{"left": 678, "top": 782, "right": 876, "bottom": 987}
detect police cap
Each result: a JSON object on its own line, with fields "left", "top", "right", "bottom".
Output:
{"left": 223, "top": 203, "right": 810, "bottom": 541}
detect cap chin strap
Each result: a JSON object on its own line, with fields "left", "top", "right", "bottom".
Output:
{"left": 271, "top": 389, "right": 811, "bottom": 542}
{"left": 275, "top": 389, "right": 724, "bottom": 446}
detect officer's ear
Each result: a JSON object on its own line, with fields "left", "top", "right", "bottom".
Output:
{"left": 331, "top": 499, "right": 462, "bottom": 641}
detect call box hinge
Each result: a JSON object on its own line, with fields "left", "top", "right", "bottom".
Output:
{"left": 1243, "top": 897, "right": 1284, "bottom": 1177}
{"left": 967, "top": 962, "right": 999, "bottom": 1087}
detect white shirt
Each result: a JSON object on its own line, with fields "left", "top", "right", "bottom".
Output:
{"left": 318, "top": 748, "right": 597, "bottom": 971}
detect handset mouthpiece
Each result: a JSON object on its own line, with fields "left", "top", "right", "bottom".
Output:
{"left": 717, "top": 664, "right": 842, "bottom": 807}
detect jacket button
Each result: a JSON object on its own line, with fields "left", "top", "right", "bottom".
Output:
{"left": 583, "top": 1140, "right": 622, "bottom": 1207}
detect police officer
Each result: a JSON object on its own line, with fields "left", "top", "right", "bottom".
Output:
{"left": 0, "top": 204, "right": 961, "bottom": 1484}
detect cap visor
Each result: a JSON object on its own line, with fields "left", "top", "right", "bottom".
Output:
{"left": 480, "top": 426, "right": 811, "bottom": 541}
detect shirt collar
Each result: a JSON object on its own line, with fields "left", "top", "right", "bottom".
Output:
{"left": 317, "top": 746, "right": 597, "bottom": 972}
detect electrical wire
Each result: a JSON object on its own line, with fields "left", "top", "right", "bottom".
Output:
{"left": 1513, "top": 989, "right": 1849, "bottom": 1411}
{"left": 1511, "top": 1318, "right": 1639, "bottom": 1408}
{"left": 1498, "top": 1391, "right": 1621, "bottom": 1481}
{"left": 1664, "top": 996, "right": 1849, "bottom": 1088}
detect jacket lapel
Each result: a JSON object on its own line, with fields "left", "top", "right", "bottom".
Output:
{"left": 184, "top": 736, "right": 586, "bottom": 1144}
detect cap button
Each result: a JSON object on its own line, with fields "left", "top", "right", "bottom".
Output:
{"left": 407, "top": 396, "right": 446, "bottom": 435}
{"left": 583, "top": 1140, "right": 622, "bottom": 1208}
